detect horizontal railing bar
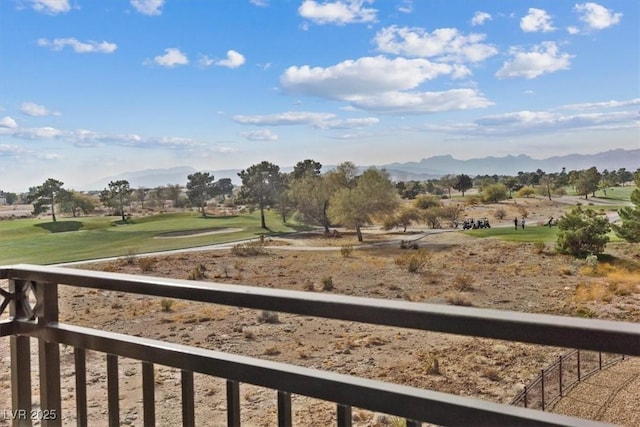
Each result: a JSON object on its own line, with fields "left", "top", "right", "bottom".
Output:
{"left": 2, "top": 264, "right": 639, "bottom": 355}
{"left": 0, "top": 319, "right": 15, "bottom": 337}
{"left": 13, "top": 321, "right": 611, "bottom": 427}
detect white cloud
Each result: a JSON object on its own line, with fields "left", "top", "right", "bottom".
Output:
{"left": 233, "top": 112, "right": 336, "bottom": 126}
{"left": 240, "top": 129, "right": 278, "bottom": 141}
{"left": 397, "top": 0, "right": 413, "bottom": 14}
{"left": 567, "top": 26, "right": 580, "bottom": 35}
{"left": 0, "top": 116, "right": 18, "bottom": 128}
{"left": 131, "top": 0, "right": 165, "bottom": 16}
{"left": 29, "top": 0, "right": 70, "bottom": 14}
{"left": 20, "top": 102, "right": 61, "bottom": 117}
{"left": 216, "top": 50, "right": 246, "bottom": 69}
{"left": 0, "top": 143, "right": 62, "bottom": 160}
{"left": 374, "top": 26, "right": 498, "bottom": 63}
{"left": 37, "top": 38, "right": 118, "bottom": 54}
{"left": 3, "top": 126, "right": 63, "bottom": 139}
{"left": 471, "top": 12, "right": 492, "bottom": 26}
{"left": 316, "top": 117, "right": 380, "bottom": 129}
{"left": 575, "top": 2, "right": 622, "bottom": 30}
{"left": 249, "top": 0, "right": 269, "bottom": 7}
{"left": 557, "top": 98, "right": 640, "bottom": 111}
{"left": 298, "top": 0, "right": 377, "bottom": 25}
{"left": 150, "top": 48, "right": 189, "bottom": 67}
{"left": 520, "top": 8, "right": 555, "bottom": 32}
{"left": 496, "top": 42, "right": 572, "bottom": 79}
{"left": 424, "top": 109, "right": 638, "bottom": 137}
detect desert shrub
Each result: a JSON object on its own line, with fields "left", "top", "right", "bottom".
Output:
{"left": 257, "top": 310, "right": 279, "bottom": 324}
{"left": 515, "top": 186, "right": 536, "bottom": 198}
{"left": 399, "top": 240, "right": 419, "bottom": 250}
{"left": 423, "top": 356, "right": 441, "bottom": 375}
{"left": 321, "top": 276, "right": 334, "bottom": 291}
{"left": 160, "top": 299, "right": 174, "bottom": 312}
{"left": 532, "top": 241, "right": 546, "bottom": 254}
{"left": 303, "top": 282, "right": 315, "bottom": 291}
{"left": 481, "top": 184, "right": 509, "bottom": 204}
{"left": 482, "top": 368, "right": 502, "bottom": 382}
{"left": 138, "top": 257, "right": 156, "bottom": 272}
{"left": 576, "top": 306, "right": 595, "bottom": 318}
{"left": 231, "top": 242, "right": 268, "bottom": 257}
{"left": 263, "top": 345, "right": 280, "bottom": 356}
{"left": 395, "top": 251, "right": 428, "bottom": 273}
{"left": 493, "top": 207, "right": 507, "bottom": 220}
{"left": 340, "top": 245, "right": 354, "bottom": 258}
{"left": 186, "top": 263, "right": 207, "bottom": 280}
{"left": 445, "top": 292, "right": 473, "bottom": 306}
{"left": 465, "top": 195, "right": 481, "bottom": 206}
{"left": 452, "top": 274, "right": 474, "bottom": 291}
{"left": 414, "top": 195, "right": 440, "bottom": 209}
{"left": 123, "top": 247, "right": 138, "bottom": 264}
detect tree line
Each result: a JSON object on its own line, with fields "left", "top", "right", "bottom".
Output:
{"left": 8, "top": 162, "right": 639, "bottom": 246}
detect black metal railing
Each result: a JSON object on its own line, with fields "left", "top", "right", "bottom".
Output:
{"left": 1, "top": 264, "right": 638, "bottom": 427}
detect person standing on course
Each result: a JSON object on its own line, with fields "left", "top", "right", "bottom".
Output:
{"left": 514, "top": 217, "right": 518, "bottom": 230}
{"left": 521, "top": 217, "right": 526, "bottom": 229}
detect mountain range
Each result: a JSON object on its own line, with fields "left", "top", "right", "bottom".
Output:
{"left": 86, "top": 148, "right": 639, "bottom": 190}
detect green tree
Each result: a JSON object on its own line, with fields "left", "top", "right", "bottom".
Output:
{"left": 134, "top": 187, "right": 149, "bottom": 209}
{"left": 292, "top": 159, "right": 322, "bottom": 179}
{"left": 237, "top": 161, "right": 283, "bottom": 229}
{"left": 100, "top": 180, "right": 132, "bottom": 221}
{"left": 439, "top": 174, "right": 456, "bottom": 198}
{"left": 59, "top": 191, "right": 96, "bottom": 217}
{"left": 29, "top": 178, "right": 65, "bottom": 222}
{"left": 187, "top": 172, "right": 216, "bottom": 216}
{"left": 556, "top": 207, "right": 611, "bottom": 257}
{"left": 453, "top": 174, "right": 473, "bottom": 196}
{"left": 538, "top": 174, "right": 554, "bottom": 201}
{"left": 481, "top": 183, "right": 508, "bottom": 204}
{"left": 166, "top": 184, "right": 184, "bottom": 208}
{"left": 382, "top": 206, "right": 421, "bottom": 232}
{"left": 3, "top": 192, "right": 18, "bottom": 205}
{"left": 613, "top": 172, "right": 640, "bottom": 242}
{"left": 327, "top": 168, "right": 399, "bottom": 241}
{"left": 214, "top": 179, "right": 234, "bottom": 201}
{"left": 502, "top": 176, "right": 520, "bottom": 198}
{"left": 574, "top": 167, "right": 600, "bottom": 199}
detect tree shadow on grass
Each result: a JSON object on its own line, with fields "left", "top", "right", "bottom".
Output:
{"left": 35, "top": 221, "right": 84, "bottom": 233}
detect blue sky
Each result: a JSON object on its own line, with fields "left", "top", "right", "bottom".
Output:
{"left": 1, "top": 0, "right": 638, "bottom": 191}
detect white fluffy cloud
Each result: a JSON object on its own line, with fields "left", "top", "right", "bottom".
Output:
{"left": 37, "top": 38, "right": 117, "bottom": 54}
{"left": 496, "top": 42, "right": 572, "bottom": 79}
{"left": 471, "top": 12, "right": 492, "bottom": 26}
{"left": 249, "top": 0, "right": 269, "bottom": 7}
{"left": 215, "top": 50, "right": 246, "bottom": 69}
{"left": 558, "top": 98, "right": 640, "bottom": 111}
{"left": 150, "top": 48, "right": 189, "bottom": 67}
{"left": 520, "top": 8, "right": 555, "bottom": 32}
{"left": 131, "top": 0, "right": 165, "bottom": 16}
{"left": 0, "top": 116, "right": 18, "bottom": 128}
{"left": 20, "top": 102, "right": 60, "bottom": 117}
{"left": 280, "top": 56, "right": 491, "bottom": 114}
{"left": 233, "top": 112, "right": 336, "bottom": 126}
{"left": 298, "top": 0, "right": 377, "bottom": 25}
{"left": 575, "top": 2, "right": 622, "bottom": 30}
{"left": 240, "top": 129, "right": 278, "bottom": 141}
{"left": 374, "top": 26, "right": 497, "bottom": 63}
{"left": 29, "top": 0, "right": 70, "bottom": 14}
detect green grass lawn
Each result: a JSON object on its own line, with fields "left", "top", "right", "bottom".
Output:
{"left": 0, "top": 211, "right": 300, "bottom": 265}
{"left": 467, "top": 224, "right": 623, "bottom": 243}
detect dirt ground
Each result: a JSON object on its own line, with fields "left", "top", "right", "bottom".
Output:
{"left": 1, "top": 197, "right": 638, "bottom": 426}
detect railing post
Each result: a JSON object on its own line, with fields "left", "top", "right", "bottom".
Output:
{"left": 74, "top": 348, "right": 87, "bottom": 427}
{"left": 277, "top": 391, "right": 292, "bottom": 427}
{"left": 336, "top": 404, "right": 351, "bottom": 427}
{"left": 107, "top": 354, "right": 119, "bottom": 427}
{"left": 599, "top": 351, "right": 603, "bottom": 369}
{"left": 227, "top": 380, "right": 240, "bottom": 427}
{"left": 523, "top": 385, "right": 527, "bottom": 408}
{"left": 36, "top": 281, "right": 61, "bottom": 427}
{"left": 10, "top": 279, "right": 32, "bottom": 427}
{"left": 142, "top": 362, "right": 155, "bottom": 427}
{"left": 181, "top": 370, "right": 195, "bottom": 427}
{"left": 577, "top": 350, "right": 581, "bottom": 381}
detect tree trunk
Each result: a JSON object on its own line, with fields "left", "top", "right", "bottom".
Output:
{"left": 356, "top": 224, "right": 363, "bottom": 242}
{"left": 201, "top": 204, "right": 206, "bottom": 217}
{"left": 51, "top": 195, "right": 57, "bottom": 222}
{"left": 260, "top": 205, "right": 267, "bottom": 229}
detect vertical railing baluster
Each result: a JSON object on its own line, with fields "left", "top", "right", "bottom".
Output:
{"left": 577, "top": 350, "right": 581, "bottom": 381}
{"left": 336, "top": 404, "right": 351, "bottom": 427}
{"left": 74, "top": 348, "right": 87, "bottom": 427}
{"left": 559, "top": 355, "right": 563, "bottom": 397}
{"left": 142, "top": 362, "right": 155, "bottom": 427}
{"left": 277, "top": 391, "right": 292, "bottom": 427}
{"left": 181, "top": 370, "right": 195, "bottom": 427}
{"left": 106, "top": 354, "right": 119, "bottom": 427}
{"left": 523, "top": 385, "right": 527, "bottom": 408}
{"left": 598, "top": 351, "right": 602, "bottom": 369}
{"left": 36, "top": 281, "right": 61, "bottom": 427}
{"left": 227, "top": 380, "right": 240, "bottom": 427}
{"left": 540, "top": 369, "right": 545, "bottom": 410}
{"left": 10, "top": 279, "right": 32, "bottom": 427}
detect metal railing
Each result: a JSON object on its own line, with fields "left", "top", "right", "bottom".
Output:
{"left": 1, "top": 264, "right": 638, "bottom": 427}
{"left": 511, "top": 350, "right": 626, "bottom": 411}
